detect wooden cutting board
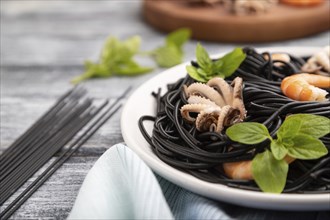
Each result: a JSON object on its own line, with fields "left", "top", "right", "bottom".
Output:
{"left": 143, "top": 0, "right": 330, "bottom": 43}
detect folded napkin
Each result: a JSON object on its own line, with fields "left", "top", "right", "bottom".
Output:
{"left": 69, "top": 144, "right": 329, "bottom": 220}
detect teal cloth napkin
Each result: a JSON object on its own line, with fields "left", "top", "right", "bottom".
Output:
{"left": 69, "top": 144, "right": 329, "bottom": 220}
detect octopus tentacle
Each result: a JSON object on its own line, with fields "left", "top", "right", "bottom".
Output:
{"left": 185, "top": 83, "right": 227, "bottom": 107}
{"left": 187, "top": 95, "right": 219, "bottom": 108}
{"left": 231, "top": 77, "right": 246, "bottom": 119}
{"left": 207, "top": 77, "right": 233, "bottom": 105}
{"left": 196, "top": 112, "right": 219, "bottom": 132}
{"left": 315, "top": 48, "right": 330, "bottom": 72}
{"left": 180, "top": 103, "right": 221, "bottom": 123}
{"left": 302, "top": 46, "right": 330, "bottom": 76}
{"left": 215, "top": 105, "right": 233, "bottom": 132}
{"left": 215, "top": 105, "right": 242, "bottom": 133}
{"left": 264, "top": 53, "right": 291, "bottom": 67}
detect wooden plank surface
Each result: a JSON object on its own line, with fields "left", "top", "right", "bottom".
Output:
{"left": 1, "top": 0, "right": 329, "bottom": 219}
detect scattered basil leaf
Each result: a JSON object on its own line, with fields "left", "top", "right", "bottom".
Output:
{"left": 153, "top": 44, "right": 183, "bottom": 68}
{"left": 165, "top": 28, "right": 191, "bottom": 52}
{"left": 186, "top": 44, "right": 246, "bottom": 82}
{"left": 84, "top": 60, "right": 109, "bottom": 77}
{"left": 252, "top": 150, "right": 288, "bottom": 194}
{"left": 100, "top": 36, "right": 140, "bottom": 67}
{"left": 71, "top": 61, "right": 110, "bottom": 84}
{"left": 72, "top": 29, "right": 192, "bottom": 84}
{"left": 152, "top": 28, "right": 191, "bottom": 68}
{"left": 123, "top": 36, "right": 141, "bottom": 55}
{"left": 226, "top": 122, "right": 271, "bottom": 145}
{"left": 270, "top": 140, "right": 288, "bottom": 160}
{"left": 284, "top": 114, "right": 330, "bottom": 138}
{"left": 113, "top": 60, "right": 153, "bottom": 75}
{"left": 287, "top": 134, "right": 328, "bottom": 160}
{"left": 71, "top": 36, "right": 152, "bottom": 84}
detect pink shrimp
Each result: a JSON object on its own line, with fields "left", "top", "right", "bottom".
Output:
{"left": 281, "top": 73, "right": 330, "bottom": 101}
{"left": 223, "top": 156, "right": 295, "bottom": 180}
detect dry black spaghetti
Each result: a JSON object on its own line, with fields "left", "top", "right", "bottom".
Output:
{"left": 139, "top": 47, "right": 330, "bottom": 193}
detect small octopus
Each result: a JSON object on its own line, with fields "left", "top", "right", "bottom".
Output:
{"left": 180, "top": 77, "right": 246, "bottom": 133}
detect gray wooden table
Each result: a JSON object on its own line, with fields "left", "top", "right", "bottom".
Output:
{"left": 1, "top": 1, "right": 329, "bottom": 219}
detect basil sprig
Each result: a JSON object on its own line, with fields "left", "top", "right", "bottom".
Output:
{"left": 71, "top": 36, "right": 153, "bottom": 84}
{"left": 71, "top": 28, "right": 191, "bottom": 84}
{"left": 152, "top": 28, "right": 191, "bottom": 68}
{"left": 186, "top": 43, "right": 246, "bottom": 82}
{"left": 226, "top": 114, "right": 330, "bottom": 193}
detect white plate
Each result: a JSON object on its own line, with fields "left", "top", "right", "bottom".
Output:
{"left": 121, "top": 47, "right": 330, "bottom": 211}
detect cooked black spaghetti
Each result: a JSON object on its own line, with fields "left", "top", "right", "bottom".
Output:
{"left": 139, "top": 47, "right": 330, "bottom": 193}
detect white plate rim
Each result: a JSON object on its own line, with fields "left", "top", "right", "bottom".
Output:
{"left": 121, "top": 46, "right": 330, "bottom": 211}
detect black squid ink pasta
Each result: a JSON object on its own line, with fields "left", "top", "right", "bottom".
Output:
{"left": 139, "top": 47, "right": 330, "bottom": 193}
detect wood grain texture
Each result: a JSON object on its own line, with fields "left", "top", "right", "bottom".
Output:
{"left": 0, "top": 0, "right": 329, "bottom": 219}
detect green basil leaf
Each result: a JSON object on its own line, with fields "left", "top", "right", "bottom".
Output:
{"left": 186, "top": 65, "right": 207, "bottom": 82}
{"left": 123, "top": 35, "right": 141, "bottom": 56}
{"left": 212, "top": 59, "right": 224, "bottom": 76}
{"left": 287, "top": 134, "right": 328, "bottom": 160}
{"left": 166, "top": 28, "right": 191, "bottom": 51}
{"left": 71, "top": 61, "right": 110, "bottom": 84}
{"left": 216, "top": 47, "right": 246, "bottom": 77}
{"left": 185, "top": 45, "right": 246, "bottom": 82}
{"left": 197, "top": 68, "right": 209, "bottom": 77}
{"left": 114, "top": 37, "right": 140, "bottom": 63}
{"left": 153, "top": 44, "right": 182, "bottom": 68}
{"left": 277, "top": 117, "right": 302, "bottom": 141}
{"left": 252, "top": 150, "right": 288, "bottom": 193}
{"left": 270, "top": 140, "right": 288, "bottom": 160}
{"left": 196, "top": 43, "right": 213, "bottom": 72}
{"left": 226, "top": 122, "right": 271, "bottom": 144}
{"left": 72, "top": 29, "right": 190, "bottom": 83}
{"left": 114, "top": 60, "right": 153, "bottom": 75}
{"left": 72, "top": 35, "right": 153, "bottom": 83}
{"left": 285, "top": 114, "right": 330, "bottom": 138}
{"left": 151, "top": 28, "right": 190, "bottom": 68}
{"left": 219, "top": 74, "right": 226, "bottom": 78}
{"left": 282, "top": 139, "right": 294, "bottom": 148}
{"left": 101, "top": 37, "right": 121, "bottom": 66}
